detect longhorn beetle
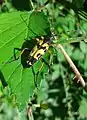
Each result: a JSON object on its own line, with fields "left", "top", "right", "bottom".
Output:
{"left": 10, "top": 11, "right": 54, "bottom": 87}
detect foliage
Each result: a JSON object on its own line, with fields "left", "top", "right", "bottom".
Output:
{"left": 0, "top": 0, "right": 87, "bottom": 120}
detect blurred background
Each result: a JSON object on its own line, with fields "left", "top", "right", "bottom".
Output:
{"left": 0, "top": 0, "right": 87, "bottom": 120}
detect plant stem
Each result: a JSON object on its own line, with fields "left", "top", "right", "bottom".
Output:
{"left": 55, "top": 44, "right": 87, "bottom": 91}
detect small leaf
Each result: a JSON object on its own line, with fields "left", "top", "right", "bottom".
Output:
{"left": 83, "top": 55, "right": 87, "bottom": 70}
{"left": 27, "top": 11, "right": 50, "bottom": 38}
{"left": 40, "top": 101, "right": 49, "bottom": 110}
{"left": 72, "top": 49, "right": 84, "bottom": 60}
{"left": 79, "top": 97, "right": 87, "bottom": 115}
{"left": 80, "top": 41, "right": 87, "bottom": 54}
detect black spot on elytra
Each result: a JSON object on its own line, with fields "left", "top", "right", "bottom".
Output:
{"left": 37, "top": 53, "right": 42, "bottom": 59}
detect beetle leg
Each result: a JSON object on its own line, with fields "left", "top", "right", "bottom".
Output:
{"left": 31, "top": 66, "right": 38, "bottom": 88}
{"left": 36, "top": 62, "right": 44, "bottom": 84}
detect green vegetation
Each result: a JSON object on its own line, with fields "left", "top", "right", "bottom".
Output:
{"left": 0, "top": 0, "right": 87, "bottom": 120}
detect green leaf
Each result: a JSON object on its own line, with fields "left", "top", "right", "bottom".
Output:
{"left": 0, "top": 11, "right": 50, "bottom": 110}
{"left": 79, "top": 94, "right": 87, "bottom": 115}
{"left": 0, "top": 11, "right": 28, "bottom": 63}
{"left": 40, "top": 101, "right": 49, "bottom": 109}
{"left": 27, "top": 11, "right": 50, "bottom": 38}
{"left": 57, "top": 49, "right": 65, "bottom": 62}
{"left": 80, "top": 21, "right": 87, "bottom": 32}
{"left": 80, "top": 41, "right": 87, "bottom": 54}
{"left": 83, "top": 55, "right": 87, "bottom": 70}
{"left": 0, "top": 11, "right": 34, "bottom": 110}
{"left": 72, "top": 49, "right": 84, "bottom": 60}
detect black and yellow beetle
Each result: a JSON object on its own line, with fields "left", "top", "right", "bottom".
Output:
{"left": 23, "top": 36, "right": 52, "bottom": 67}
{"left": 12, "top": 35, "right": 53, "bottom": 87}
{"left": 10, "top": 11, "right": 54, "bottom": 87}
{"left": 13, "top": 34, "right": 53, "bottom": 68}
{"left": 12, "top": 11, "right": 54, "bottom": 69}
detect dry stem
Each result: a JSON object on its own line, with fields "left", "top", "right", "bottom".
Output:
{"left": 55, "top": 44, "right": 86, "bottom": 89}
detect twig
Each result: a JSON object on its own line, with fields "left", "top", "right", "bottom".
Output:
{"left": 55, "top": 44, "right": 87, "bottom": 92}
{"left": 29, "top": 0, "right": 35, "bottom": 10}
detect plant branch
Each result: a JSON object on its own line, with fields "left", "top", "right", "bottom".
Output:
{"left": 55, "top": 44, "right": 87, "bottom": 92}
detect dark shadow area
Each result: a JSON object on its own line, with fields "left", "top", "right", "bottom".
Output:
{"left": 0, "top": 0, "right": 5, "bottom": 5}
{"left": 11, "top": 0, "right": 31, "bottom": 11}
{"left": 0, "top": 70, "right": 7, "bottom": 87}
